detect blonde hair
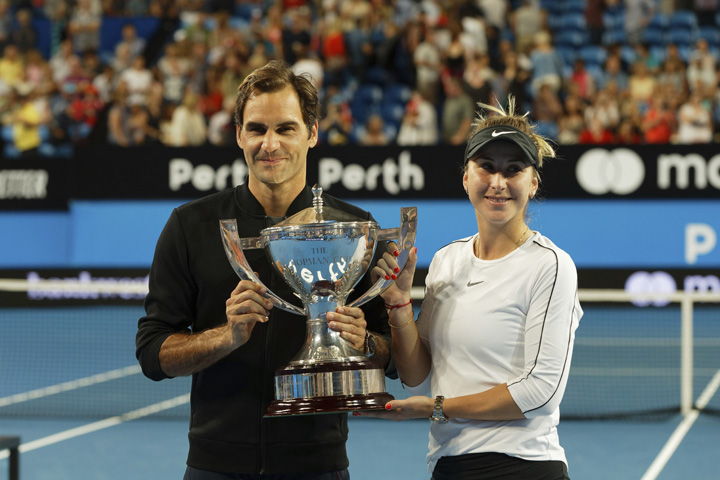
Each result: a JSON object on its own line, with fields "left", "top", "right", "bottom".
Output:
{"left": 468, "top": 95, "right": 555, "bottom": 170}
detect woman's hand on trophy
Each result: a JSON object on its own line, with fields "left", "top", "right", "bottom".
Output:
{"left": 371, "top": 242, "right": 418, "bottom": 305}
{"left": 327, "top": 306, "right": 367, "bottom": 351}
{"left": 225, "top": 280, "right": 274, "bottom": 347}
{"left": 352, "top": 396, "right": 433, "bottom": 421}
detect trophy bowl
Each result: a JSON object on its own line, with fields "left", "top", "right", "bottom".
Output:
{"left": 220, "top": 186, "right": 417, "bottom": 417}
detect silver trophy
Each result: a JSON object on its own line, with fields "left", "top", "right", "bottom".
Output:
{"left": 220, "top": 186, "right": 417, "bottom": 416}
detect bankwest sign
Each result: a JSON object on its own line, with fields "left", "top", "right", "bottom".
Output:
{"left": 2, "top": 144, "right": 720, "bottom": 209}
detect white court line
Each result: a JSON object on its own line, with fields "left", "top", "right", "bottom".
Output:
{"left": 0, "top": 394, "right": 190, "bottom": 460}
{"left": 640, "top": 369, "right": 720, "bottom": 480}
{"left": 0, "top": 365, "right": 142, "bottom": 407}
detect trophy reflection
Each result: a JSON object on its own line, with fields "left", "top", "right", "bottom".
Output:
{"left": 220, "top": 186, "right": 417, "bottom": 417}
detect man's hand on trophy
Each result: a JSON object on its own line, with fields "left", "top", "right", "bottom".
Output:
{"left": 327, "top": 306, "right": 367, "bottom": 351}
{"left": 225, "top": 280, "right": 274, "bottom": 347}
{"left": 371, "top": 241, "right": 418, "bottom": 305}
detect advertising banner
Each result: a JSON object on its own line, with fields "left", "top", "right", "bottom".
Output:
{"left": 2, "top": 144, "right": 720, "bottom": 209}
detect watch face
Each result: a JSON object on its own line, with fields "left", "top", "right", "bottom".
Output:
{"left": 365, "top": 332, "right": 376, "bottom": 357}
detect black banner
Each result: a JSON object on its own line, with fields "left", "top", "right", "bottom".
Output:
{"left": 0, "top": 159, "right": 72, "bottom": 210}
{"left": 2, "top": 143, "right": 719, "bottom": 210}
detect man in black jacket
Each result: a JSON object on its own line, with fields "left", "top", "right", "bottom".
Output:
{"left": 136, "top": 60, "right": 393, "bottom": 479}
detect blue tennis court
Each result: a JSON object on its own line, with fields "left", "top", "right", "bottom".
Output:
{"left": 1, "top": 303, "right": 719, "bottom": 479}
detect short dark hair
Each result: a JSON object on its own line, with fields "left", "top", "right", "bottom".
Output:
{"left": 233, "top": 60, "right": 320, "bottom": 137}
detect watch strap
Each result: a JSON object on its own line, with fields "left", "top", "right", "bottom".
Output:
{"left": 430, "top": 395, "right": 448, "bottom": 422}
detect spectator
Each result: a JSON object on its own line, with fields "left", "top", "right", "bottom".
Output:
{"left": 585, "top": 0, "right": 606, "bottom": 45}
{"left": 569, "top": 59, "right": 596, "bottom": 101}
{"left": 676, "top": 92, "right": 713, "bottom": 144}
{"left": 68, "top": 0, "right": 102, "bottom": 55}
{"left": 0, "top": 44, "right": 24, "bottom": 88}
{"left": 157, "top": 42, "right": 191, "bottom": 105}
{"left": 584, "top": 89, "right": 620, "bottom": 132}
{"left": 292, "top": 45, "right": 324, "bottom": 92}
{"left": 494, "top": 48, "right": 531, "bottom": 112}
{"left": 628, "top": 61, "right": 656, "bottom": 108}
{"left": 631, "top": 42, "right": 662, "bottom": 74}
{"left": 396, "top": 89, "right": 438, "bottom": 146}
{"left": 344, "top": 16, "right": 374, "bottom": 83}
{"left": 510, "top": 0, "right": 545, "bottom": 55}
{"left": 67, "top": 84, "right": 104, "bottom": 142}
{"left": 413, "top": 26, "right": 443, "bottom": 104}
{"left": 208, "top": 95, "right": 238, "bottom": 146}
{"left": 10, "top": 83, "right": 46, "bottom": 157}
{"left": 529, "top": 30, "right": 564, "bottom": 97}
{"left": 641, "top": 93, "right": 674, "bottom": 144}
{"left": 615, "top": 119, "right": 642, "bottom": 144}
{"left": 118, "top": 55, "right": 153, "bottom": 106}
{"left": 357, "top": 113, "right": 390, "bottom": 145}
{"left": 477, "top": 0, "right": 508, "bottom": 56}
{"left": 198, "top": 68, "right": 224, "bottom": 119}
{"left": 125, "top": 102, "right": 155, "bottom": 145}
{"left": 440, "top": 76, "right": 474, "bottom": 145}
{"left": 623, "top": 0, "right": 655, "bottom": 45}
{"left": 107, "top": 84, "right": 133, "bottom": 146}
{"left": 598, "top": 54, "right": 629, "bottom": 92}
{"left": 164, "top": 90, "right": 208, "bottom": 146}
{"left": 532, "top": 83, "right": 563, "bottom": 138}
{"left": 92, "top": 64, "right": 118, "bottom": 103}
{"left": 281, "top": 7, "right": 312, "bottom": 66}
{"left": 579, "top": 115, "right": 615, "bottom": 144}
{"left": 115, "top": 23, "right": 146, "bottom": 61}
{"left": 318, "top": 98, "right": 354, "bottom": 146}
{"left": 461, "top": 53, "right": 495, "bottom": 107}
{"left": 657, "top": 52, "right": 688, "bottom": 94}
{"left": 444, "top": 23, "right": 469, "bottom": 79}
{"left": 49, "top": 40, "right": 77, "bottom": 84}
{"left": 686, "top": 38, "right": 716, "bottom": 93}
{"left": 557, "top": 94, "right": 586, "bottom": 145}
{"left": 219, "top": 50, "right": 246, "bottom": 103}
{"left": 22, "top": 49, "right": 45, "bottom": 90}
{"left": 10, "top": 9, "right": 37, "bottom": 53}
{"left": 186, "top": 40, "right": 210, "bottom": 95}
{"left": 0, "top": 0, "right": 11, "bottom": 50}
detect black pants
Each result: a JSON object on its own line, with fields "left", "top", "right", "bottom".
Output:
{"left": 432, "top": 452, "right": 569, "bottom": 480}
{"left": 183, "top": 466, "right": 350, "bottom": 480}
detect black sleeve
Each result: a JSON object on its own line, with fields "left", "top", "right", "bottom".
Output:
{"left": 135, "top": 208, "right": 197, "bottom": 381}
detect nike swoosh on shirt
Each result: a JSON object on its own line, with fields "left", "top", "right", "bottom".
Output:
{"left": 467, "top": 280, "right": 485, "bottom": 287}
{"left": 491, "top": 130, "right": 516, "bottom": 137}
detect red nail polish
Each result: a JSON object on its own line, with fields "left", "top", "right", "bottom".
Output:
{"left": 352, "top": 411, "right": 360, "bottom": 416}
{"left": 391, "top": 274, "right": 397, "bottom": 280}
{"left": 393, "top": 250, "right": 400, "bottom": 257}
{"left": 384, "top": 274, "right": 390, "bottom": 280}
{"left": 385, "top": 404, "right": 392, "bottom": 410}
{"left": 394, "top": 267, "right": 400, "bottom": 273}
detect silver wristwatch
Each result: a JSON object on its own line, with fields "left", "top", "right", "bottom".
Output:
{"left": 364, "top": 331, "right": 376, "bottom": 358}
{"left": 430, "top": 395, "right": 448, "bottom": 422}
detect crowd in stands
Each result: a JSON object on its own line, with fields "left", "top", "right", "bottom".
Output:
{"left": 1, "top": 0, "right": 720, "bottom": 158}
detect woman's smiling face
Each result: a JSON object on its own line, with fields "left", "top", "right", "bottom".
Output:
{"left": 463, "top": 140, "right": 538, "bottom": 228}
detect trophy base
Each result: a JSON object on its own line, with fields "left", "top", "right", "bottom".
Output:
{"left": 264, "top": 392, "right": 394, "bottom": 417}
{"left": 265, "top": 359, "right": 394, "bottom": 417}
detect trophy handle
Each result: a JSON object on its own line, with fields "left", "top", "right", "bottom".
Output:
{"left": 346, "top": 206, "right": 417, "bottom": 309}
{"left": 219, "top": 219, "right": 305, "bottom": 316}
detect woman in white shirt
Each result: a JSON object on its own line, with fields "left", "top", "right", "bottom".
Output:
{"left": 365, "top": 96, "right": 582, "bottom": 479}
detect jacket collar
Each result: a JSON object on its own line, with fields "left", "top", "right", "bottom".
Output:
{"left": 235, "top": 183, "right": 314, "bottom": 219}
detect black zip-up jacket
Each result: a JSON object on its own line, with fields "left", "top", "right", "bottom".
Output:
{"left": 136, "top": 183, "right": 394, "bottom": 474}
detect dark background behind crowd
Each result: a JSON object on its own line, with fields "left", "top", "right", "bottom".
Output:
{"left": 0, "top": 0, "right": 719, "bottom": 159}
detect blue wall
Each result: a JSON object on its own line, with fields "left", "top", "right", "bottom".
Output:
{"left": 1, "top": 199, "right": 719, "bottom": 269}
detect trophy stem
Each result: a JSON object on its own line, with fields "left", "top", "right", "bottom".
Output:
{"left": 290, "top": 300, "right": 361, "bottom": 364}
